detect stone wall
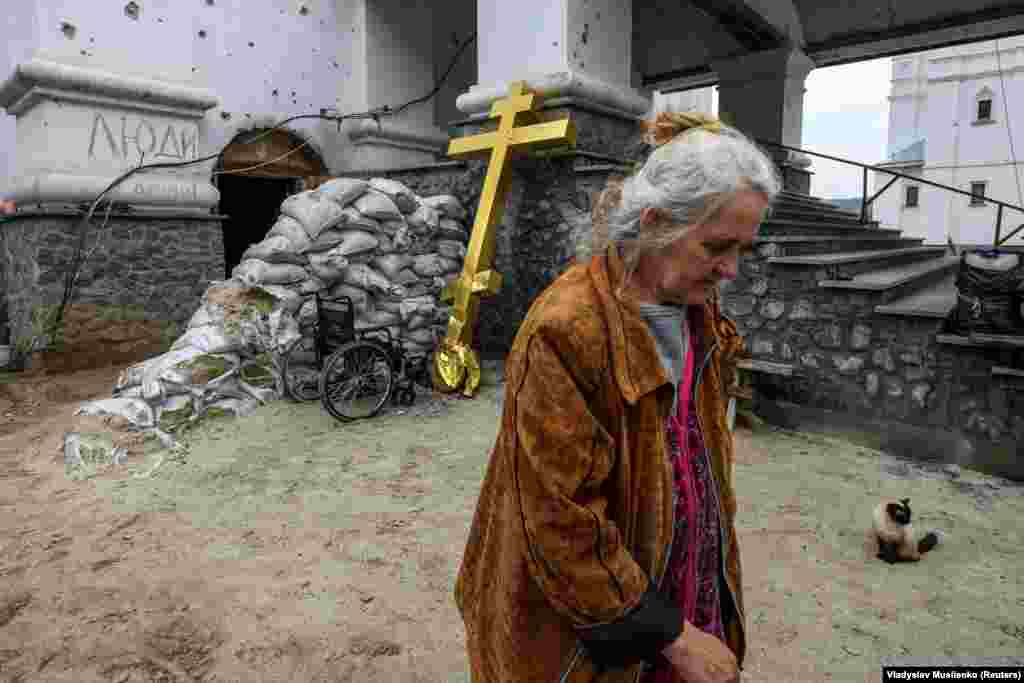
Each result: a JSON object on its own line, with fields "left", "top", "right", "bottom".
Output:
{"left": 1, "top": 211, "right": 224, "bottom": 361}
{"left": 723, "top": 249, "right": 1024, "bottom": 478}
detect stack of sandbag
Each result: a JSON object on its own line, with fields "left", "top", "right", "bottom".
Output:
{"left": 76, "top": 179, "right": 471, "bottom": 447}
{"left": 231, "top": 177, "right": 469, "bottom": 358}
{"left": 950, "top": 250, "right": 1024, "bottom": 334}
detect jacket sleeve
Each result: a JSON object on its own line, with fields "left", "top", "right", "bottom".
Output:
{"left": 511, "top": 329, "right": 684, "bottom": 669}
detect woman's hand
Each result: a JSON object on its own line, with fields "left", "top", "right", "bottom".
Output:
{"left": 662, "top": 621, "right": 740, "bottom": 683}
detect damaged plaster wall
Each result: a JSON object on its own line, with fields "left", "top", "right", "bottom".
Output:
{"left": 1, "top": 0, "right": 469, "bottom": 190}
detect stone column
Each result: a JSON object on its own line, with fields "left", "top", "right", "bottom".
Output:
{"left": 712, "top": 47, "right": 816, "bottom": 194}
{"left": 436, "top": 0, "right": 648, "bottom": 352}
{"left": 344, "top": 0, "right": 451, "bottom": 171}
{"left": 457, "top": 0, "right": 651, "bottom": 159}
{"left": 0, "top": 58, "right": 226, "bottom": 361}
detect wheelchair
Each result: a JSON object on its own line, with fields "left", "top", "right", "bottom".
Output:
{"left": 280, "top": 293, "right": 431, "bottom": 421}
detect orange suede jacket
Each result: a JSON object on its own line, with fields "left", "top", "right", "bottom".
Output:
{"left": 455, "top": 244, "right": 747, "bottom": 682}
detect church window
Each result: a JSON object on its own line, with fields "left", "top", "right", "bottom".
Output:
{"left": 970, "top": 182, "right": 987, "bottom": 206}
{"left": 904, "top": 185, "right": 919, "bottom": 208}
{"left": 977, "top": 99, "right": 992, "bottom": 122}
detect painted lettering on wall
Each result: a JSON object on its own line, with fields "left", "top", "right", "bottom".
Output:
{"left": 130, "top": 181, "right": 200, "bottom": 202}
{"left": 88, "top": 113, "right": 200, "bottom": 161}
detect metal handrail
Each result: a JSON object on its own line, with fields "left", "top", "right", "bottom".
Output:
{"left": 755, "top": 139, "right": 1024, "bottom": 247}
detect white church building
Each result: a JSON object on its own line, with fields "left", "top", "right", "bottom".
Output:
{"left": 872, "top": 36, "right": 1024, "bottom": 249}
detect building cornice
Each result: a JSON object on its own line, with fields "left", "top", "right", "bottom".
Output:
{"left": 0, "top": 57, "right": 219, "bottom": 117}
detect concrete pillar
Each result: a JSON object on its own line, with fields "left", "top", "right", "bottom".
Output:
{"left": 345, "top": 0, "right": 451, "bottom": 171}
{"left": 456, "top": 0, "right": 651, "bottom": 159}
{"left": 712, "top": 47, "right": 815, "bottom": 193}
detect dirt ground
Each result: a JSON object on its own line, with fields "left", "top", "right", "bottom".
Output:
{"left": 1, "top": 362, "right": 1022, "bottom": 683}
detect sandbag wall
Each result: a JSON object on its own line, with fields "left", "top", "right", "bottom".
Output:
{"left": 76, "top": 179, "right": 470, "bottom": 443}
{"left": 233, "top": 177, "right": 469, "bottom": 358}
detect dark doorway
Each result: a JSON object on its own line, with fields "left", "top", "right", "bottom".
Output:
{"left": 214, "top": 127, "right": 328, "bottom": 279}
{"left": 217, "top": 175, "right": 296, "bottom": 278}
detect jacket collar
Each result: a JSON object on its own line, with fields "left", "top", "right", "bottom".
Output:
{"left": 589, "top": 243, "right": 720, "bottom": 405}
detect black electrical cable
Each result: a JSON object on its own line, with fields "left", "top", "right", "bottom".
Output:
{"left": 47, "top": 32, "right": 478, "bottom": 346}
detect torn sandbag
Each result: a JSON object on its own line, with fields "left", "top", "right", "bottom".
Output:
{"left": 421, "top": 194, "right": 467, "bottom": 220}
{"left": 267, "top": 215, "right": 313, "bottom": 253}
{"left": 369, "top": 178, "right": 418, "bottom": 214}
{"left": 233, "top": 259, "right": 308, "bottom": 287}
{"left": 315, "top": 177, "right": 369, "bottom": 208}
{"left": 407, "top": 204, "right": 441, "bottom": 235}
{"left": 437, "top": 239, "right": 468, "bottom": 261}
{"left": 281, "top": 191, "right": 345, "bottom": 239}
{"left": 242, "top": 235, "right": 307, "bottom": 266}
{"left": 253, "top": 284, "right": 303, "bottom": 315}
{"left": 372, "top": 253, "right": 414, "bottom": 280}
{"left": 172, "top": 324, "right": 241, "bottom": 355}
{"left": 308, "top": 250, "right": 351, "bottom": 283}
{"left": 157, "top": 394, "right": 195, "bottom": 432}
{"left": 330, "top": 229, "right": 380, "bottom": 257}
{"left": 354, "top": 191, "right": 403, "bottom": 221}
{"left": 267, "top": 308, "right": 301, "bottom": 353}
{"left": 186, "top": 301, "right": 226, "bottom": 330}
{"left": 77, "top": 397, "right": 156, "bottom": 429}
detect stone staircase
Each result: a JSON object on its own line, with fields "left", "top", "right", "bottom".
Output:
{"left": 730, "top": 189, "right": 1024, "bottom": 480}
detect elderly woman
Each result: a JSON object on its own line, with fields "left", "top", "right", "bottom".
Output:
{"left": 454, "top": 112, "right": 781, "bottom": 683}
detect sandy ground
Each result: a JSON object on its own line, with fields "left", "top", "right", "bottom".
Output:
{"left": 0, "top": 362, "right": 1022, "bottom": 683}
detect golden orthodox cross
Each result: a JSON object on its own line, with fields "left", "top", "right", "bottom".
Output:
{"left": 431, "top": 82, "right": 576, "bottom": 396}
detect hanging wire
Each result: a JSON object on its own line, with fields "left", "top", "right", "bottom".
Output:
{"left": 42, "top": 32, "right": 478, "bottom": 348}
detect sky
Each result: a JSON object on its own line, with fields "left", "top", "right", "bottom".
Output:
{"left": 800, "top": 57, "right": 893, "bottom": 200}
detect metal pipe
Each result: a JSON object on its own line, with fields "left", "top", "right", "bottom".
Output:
{"left": 861, "top": 167, "right": 869, "bottom": 223}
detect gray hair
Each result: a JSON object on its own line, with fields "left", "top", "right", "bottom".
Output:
{"left": 604, "top": 122, "right": 782, "bottom": 294}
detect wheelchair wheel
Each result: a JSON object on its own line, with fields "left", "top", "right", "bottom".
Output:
{"left": 320, "top": 340, "right": 394, "bottom": 421}
{"left": 282, "top": 335, "right": 321, "bottom": 402}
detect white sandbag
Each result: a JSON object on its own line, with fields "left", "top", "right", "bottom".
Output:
{"left": 287, "top": 276, "right": 328, "bottom": 296}
{"left": 326, "top": 283, "right": 373, "bottom": 313}
{"left": 340, "top": 263, "right": 405, "bottom": 297}
{"left": 330, "top": 229, "right": 380, "bottom": 256}
{"left": 421, "top": 194, "right": 467, "bottom": 220}
{"left": 308, "top": 250, "right": 350, "bottom": 283}
{"left": 305, "top": 228, "right": 349, "bottom": 253}
{"left": 243, "top": 235, "right": 306, "bottom": 266}
{"left": 411, "top": 254, "right": 450, "bottom": 278}
{"left": 268, "top": 308, "right": 302, "bottom": 353}
{"left": 187, "top": 302, "right": 225, "bottom": 330}
{"left": 267, "top": 216, "right": 313, "bottom": 253}
{"left": 253, "top": 284, "right": 303, "bottom": 315}
{"left": 437, "top": 239, "right": 468, "bottom": 261}
{"left": 378, "top": 219, "right": 408, "bottom": 236}
{"left": 76, "top": 397, "right": 156, "bottom": 429}
{"left": 374, "top": 233, "right": 396, "bottom": 254}
{"left": 369, "top": 178, "right": 419, "bottom": 214}
{"left": 280, "top": 190, "right": 345, "bottom": 239}
{"left": 406, "top": 313, "right": 432, "bottom": 331}
{"left": 172, "top": 324, "right": 241, "bottom": 354}
{"left": 393, "top": 268, "right": 421, "bottom": 286}
{"left": 233, "top": 259, "right": 308, "bottom": 286}
{"left": 296, "top": 299, "right": 318, "bottom": 328}
{"left": 339, "top": 207, "right": 382, "bottom": 233}
{"left": 355, "top": 309, "right": 402, "bottom": 329}
{"left": 402, "top": 283, "right": 431, "bottom": 298}
{"left": 354, "top": 191, "right": 403, "bottom": 221}
{"left": 392, "top": 225, "right": 413, "bottom": 253}
{"left": 315, "top": 178, "right": 369, "bottom": 207}
{"left": 438, "top": 218, "right": 469, "bottom": 242}
{"left": 372, "top": 253, "right": 414, "bottom": 279}
{"left": 408, "top": 205, "right": 441, "bottom": 235}
{"left": 405, "top": 327, "right": 437, "bottom": 346}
